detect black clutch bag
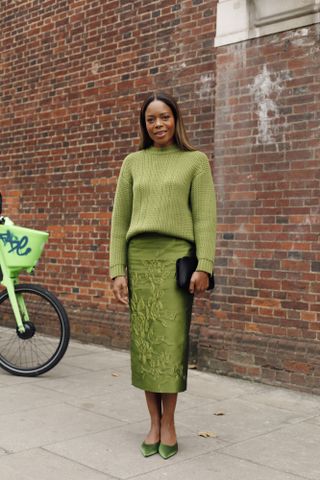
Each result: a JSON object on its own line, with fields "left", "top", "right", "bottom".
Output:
{"left": 176, "top": 256, "right": 215, "bottom": 291}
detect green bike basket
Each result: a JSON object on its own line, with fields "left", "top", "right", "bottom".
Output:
{"left": 0, "top": 224, "right": 49, "bottom": 273}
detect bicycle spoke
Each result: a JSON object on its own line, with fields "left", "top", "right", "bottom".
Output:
{"left": 0, "top": 285, "right": 69, "bottom": 374}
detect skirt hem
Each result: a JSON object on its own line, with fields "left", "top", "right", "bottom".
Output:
{"left": 132, "top": 381, "right": 187, "bottom": 394}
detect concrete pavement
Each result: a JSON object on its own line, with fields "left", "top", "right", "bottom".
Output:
{"left": 1, "top": 340, "right": 320, "bottom": 479}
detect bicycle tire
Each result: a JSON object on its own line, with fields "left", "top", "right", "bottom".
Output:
{"left": 0, "top": 284, "right": 70, "bottom": 376}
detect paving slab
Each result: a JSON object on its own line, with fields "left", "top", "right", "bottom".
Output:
{"left": 187, "top": 369, "right": 269, "bottom": 401}
{"left": 221, "top": 421, "right": 320, "bottom": 480}
{"left": 33, "top": 368, "right": 130, "bottom": 399}
{"left": 65, "top": 342, "right": 111, "bottom": 356}
{"left": 0, "top": 382, "right": 74, "bottom": 416}
{"left": 63, "top": 350, "right": 130, "bottom": 372}
{"left": 45, "top": 420, "right": 226, "bottom": 479}
{"left": 66, "top": 386, "right": 215, "bottom": 424}
{"left": 135, "top": 451, "right": 309, "bottom": 480}
{"left": 0, "top": 362, "right": 87, "bottom": 383}
{"left": 0, "top": 402, "right": 123, "bottom": 453}
{"left": 243, "top": 388, "right": 320, "bottom": 415}
{"left": 1, "top": 340, "right": 320, "bottom": 480}
{"left": 66, "top": 387, "right": 151, "bottom": 423}
{"left": 175, "top": 396, "right": 305, "bottom": 443}
{"left": 0, "top": 448, "right": 115, "bottom": 480}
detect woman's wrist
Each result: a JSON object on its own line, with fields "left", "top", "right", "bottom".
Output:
{"left": 112, "top": 275, "right": 126, "bottom": 281}
{"left": 196, "top": 270, "right": 210, "bottom": 277}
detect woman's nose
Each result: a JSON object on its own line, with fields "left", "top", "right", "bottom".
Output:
{"left": 155, "top": 117, "right": 163, "bottom": 127}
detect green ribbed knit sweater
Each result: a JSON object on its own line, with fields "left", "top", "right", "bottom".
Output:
{"left": 109, "top": 144, "right": 216, "bottom": 279}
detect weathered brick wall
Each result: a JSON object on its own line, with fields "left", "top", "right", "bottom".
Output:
{"left": 198, "top": 24, "right": 320, "bottom": 393}
{"left": 0, "top": 0, "right": 216, "bottom": 351}
{"left": 1, "top": 1, "right": 319, "bottom": 393}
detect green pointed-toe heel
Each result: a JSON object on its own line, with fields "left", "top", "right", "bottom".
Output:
{"left": 158, "top": 442, "right": 178, "bottom": 459}
{"left": 140, "top": 441, "right": 160, "bottom": 457}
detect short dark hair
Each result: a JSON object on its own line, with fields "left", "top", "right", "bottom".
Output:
{"left": 139, "top": 92, "right": 195, "bottom": 151}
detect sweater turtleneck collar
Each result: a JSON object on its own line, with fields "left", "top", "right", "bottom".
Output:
{"left": 147, "top": 144, "right": 181, "bottom": 155}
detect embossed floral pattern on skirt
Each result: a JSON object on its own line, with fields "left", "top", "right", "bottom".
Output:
{"left": 127, "top": 234, "right": 194, "bottom": 393}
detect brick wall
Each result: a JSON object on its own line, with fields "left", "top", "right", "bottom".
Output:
{"left": 198, "top": 24, "right": 320, "bottom": 393}
{"left": 1, "top": 1, "right": 319, "bottom": 393}
{"left": 0, "top": 0, "right": 216, "bottom": 351}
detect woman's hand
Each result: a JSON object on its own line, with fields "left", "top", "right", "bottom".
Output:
{"left": 112, "top": 276, "right": 129, "bottom": 305}
{"left": 189, "top": 271, "right": 209, "bottom": 294}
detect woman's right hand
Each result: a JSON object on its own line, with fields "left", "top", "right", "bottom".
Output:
{"left": 112, "top": 276, "right": 129, "bottom": 305}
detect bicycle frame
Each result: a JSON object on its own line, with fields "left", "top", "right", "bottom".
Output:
{"left": 0, "top": 217, "right": 49, "bottom": 334}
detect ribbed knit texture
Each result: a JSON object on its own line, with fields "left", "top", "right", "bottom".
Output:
{"left": 109, "top": 144, "right": 216, "bottom": 278}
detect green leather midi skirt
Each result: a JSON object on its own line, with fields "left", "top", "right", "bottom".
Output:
{"left": 127, "top": 233, "right": 194, "bottom": 393}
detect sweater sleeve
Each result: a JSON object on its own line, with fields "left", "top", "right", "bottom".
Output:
{"left": 190, "top": 154, "right": 216, "bottom": 275}
{"left": 109, "top": 156, "right": 133, "bottom": 279}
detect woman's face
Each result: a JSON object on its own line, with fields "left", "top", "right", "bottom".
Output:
{"left": 145, "top": 100, "right": 175, "bottom": 148}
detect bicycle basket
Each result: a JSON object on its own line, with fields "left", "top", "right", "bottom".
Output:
{"left": 0, "top": 224, "right": 49, "bottom": 273}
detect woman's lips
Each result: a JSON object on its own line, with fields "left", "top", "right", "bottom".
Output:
{"left": 155, "top": 131, "right": 166, "bottom": 137}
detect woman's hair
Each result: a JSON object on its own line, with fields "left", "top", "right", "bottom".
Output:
{"left": 138, "top": 92, "right": 196, "bottom": 151}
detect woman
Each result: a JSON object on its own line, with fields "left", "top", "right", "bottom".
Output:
{"left": 109, "top": 92, "right": 216, "bottom": 459}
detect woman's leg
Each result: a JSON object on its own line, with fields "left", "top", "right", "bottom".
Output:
{"left": 161, "top": 393, "right": 178, "bottom": 445}
{"left": 144, "top": 391, "right": 162, "bottom": 444}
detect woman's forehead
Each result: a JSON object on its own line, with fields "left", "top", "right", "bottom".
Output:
{"left": 145, "top": 100, "right": 173, "bottom": 115}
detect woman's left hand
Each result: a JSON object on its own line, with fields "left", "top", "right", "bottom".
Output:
{"left": 189, "top": 271, "right": 209, "bottom": 294}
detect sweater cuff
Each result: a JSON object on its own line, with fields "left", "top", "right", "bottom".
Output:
{"left": 196, "top": 258, "right": 213, "bottom": 275}
{"left": 110, "top": 264, "right": 126, "bottom": 279}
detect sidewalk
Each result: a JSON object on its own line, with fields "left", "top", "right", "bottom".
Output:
{"left": 1, "top": 340, "right": 320, "bottom": 480}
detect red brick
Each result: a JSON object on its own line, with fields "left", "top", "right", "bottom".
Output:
{"left": 283, "top": 361, "right": 313, "bottom": 374}
{"left": 1, "top": 2, "right": 319, "bottom": 394}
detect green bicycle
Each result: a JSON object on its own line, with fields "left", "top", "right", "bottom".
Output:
{"left": 0, "top": 194, "right": 70, "bottom": 376}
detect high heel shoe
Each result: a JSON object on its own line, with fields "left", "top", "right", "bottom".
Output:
{"left": 158, "top": 442, "right": 178, "bottom": 459}
{"left": 140, "top": 441, "right": 160, "bottom": 457}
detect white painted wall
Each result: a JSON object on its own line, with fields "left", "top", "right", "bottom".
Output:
{"left": 215, "top": 0, "right": 320, "bottom": 46}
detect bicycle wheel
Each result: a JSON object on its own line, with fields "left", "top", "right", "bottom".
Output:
{"left": 0, "top": 284, "right": 70, "bottom": 376}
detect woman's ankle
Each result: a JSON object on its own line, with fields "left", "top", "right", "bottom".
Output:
{"left": 160, "top": 419, "right": 177, "bottom": 445}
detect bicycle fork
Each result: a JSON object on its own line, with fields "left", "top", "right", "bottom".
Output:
{"left": 0, "top": 249, "right": 28, "bottom": 334}
{"left": 5, "top": 281, "right": 29, "bottom": 334}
